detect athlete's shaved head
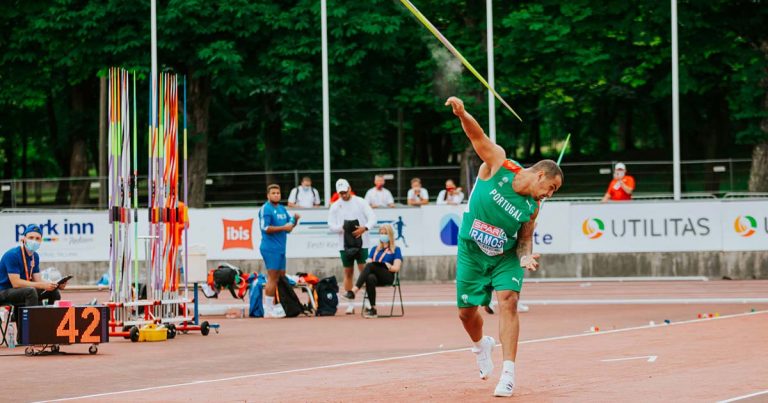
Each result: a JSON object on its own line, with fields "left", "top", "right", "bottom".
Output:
{"left": 526, "top": 160, "right": 563, "bottom": 200}
{"left": 530, "top": 160, "right": 564, "bottom": 181}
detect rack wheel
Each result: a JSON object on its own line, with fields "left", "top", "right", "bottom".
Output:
{"left": 123, "top": 325, "right": 132, "bottom": 339}
{"left": 200, "top": 321, "right": 210, "bottom": 336}
{"left": 88, "top": 345, "right": 98, "bottom": 355}
{"left": 129, "top": 326, "right": 140, "bottom": 342}
{"left": 25, "top": 347, "right": 34, "bottom": 357}
{"left": 51, "top": 345, "right": 60, "bottom": 354}
{"left": 166, "top": 324, "right": 177, "bottom": 339}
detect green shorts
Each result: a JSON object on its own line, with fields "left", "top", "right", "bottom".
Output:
{"left": 339, "top": 248, "right": 368, "bottom": 267}
{"left": 456, "top": 238, "right": 524, "bottom": 308}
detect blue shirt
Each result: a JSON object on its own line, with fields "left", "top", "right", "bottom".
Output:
{"left": 368, "top": 246, "right": 403, "bottom": 265}
{"left": 258, "top": 203, "right": 294, "bottom": 252}
{"left": 0, "top": 246, "right": 40, "bottom": 291}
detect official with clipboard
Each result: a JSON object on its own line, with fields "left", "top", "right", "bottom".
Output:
{"left": 0, "top": 225, "right": 69, "bottom": 308}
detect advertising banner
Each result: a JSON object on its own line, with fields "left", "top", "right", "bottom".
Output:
{"left": 0, "top": 211, "right": 110, "bottom": 261}
{"left": 721, "top": 200, "right": 768, "bottom": 252}
{"left": 570, "top": 201, "right": 722, "bottom": 253}
{"left": 419, "top": 203, "right": 570, "bottom": 256}
{"left": 2, "top": 199, "right": 765, "bottom": 262}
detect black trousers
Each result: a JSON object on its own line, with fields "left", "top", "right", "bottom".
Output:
{"left": 355, "top": 262, "right": 394, "bottom": 307}
{"left": 0, "top": 287, "right": 61, "bottom": 311}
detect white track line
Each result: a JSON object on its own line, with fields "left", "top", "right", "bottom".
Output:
{"left": 35, "top": 309, "right": 768, "bottom": 403}
{"left": 525, "top": 276, "right": 708, "bottom": 282}
{"left": 717, "top": 389, "right": 768, "bottom": 403}
{"left": 199, "top": 298, "right": 768, "bottom": 313}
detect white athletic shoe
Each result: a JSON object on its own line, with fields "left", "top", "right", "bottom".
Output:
{"left": 264, "top": 304, "right": 286, "bottom": 319}
{"left": 472, "top": 336, "right": 496, "bottom": 379}
{"left": 493, "top": 369, "right": 515, "bottom": 397}
{"left": 517, "top": 303, "right": 530, "bottom": 313}
{"left": 345, "top": 304, "right": 355, "bottom": 315}
{"left": 364, "top": 299, "right": 372, "bottom": 310}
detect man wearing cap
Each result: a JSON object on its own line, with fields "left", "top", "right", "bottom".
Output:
{"left": 602, "top": 163, "right": 635, "bottom": 202}
{"left": 0, "top": 225, "right": 64, "bottom": 308}
{"left": 328, "top": 179, "right": 377, "bottom": 314}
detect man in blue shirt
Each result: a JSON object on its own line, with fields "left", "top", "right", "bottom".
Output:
{"left": 259, "top": 184, "right": 300, "bottom": 318}
{"left": 0, "top": 224, "right": 64, "bottom": 309}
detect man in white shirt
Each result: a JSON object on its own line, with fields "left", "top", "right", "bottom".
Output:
{"left": 436, "top": 179, "right": 465, "bottom": 205}
{"left": 406, "top": 177, "right": 429, "bottom": 206}
{"left": 328, "top": 178, "right": 377, "bottom": 314}
{"left": 364, "top": 175, "right": 395, "bottom": 208}
{"left": 288, "top": 176, "right": 321, "bottom": 208}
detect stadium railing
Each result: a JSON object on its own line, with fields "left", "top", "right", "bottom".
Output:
{"left": 0, "top": 158, "right": 757, "bottom": 209}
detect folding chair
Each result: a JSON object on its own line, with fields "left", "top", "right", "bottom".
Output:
{"left": 0, "top": 305, "right": 14, "bottom": 347}
{"left": 361, "top": 272, "right": 404, "bottom": 318}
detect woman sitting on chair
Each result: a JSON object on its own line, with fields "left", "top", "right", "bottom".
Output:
{"left": 344, "top": 224, "right": 402, "bottom": 318}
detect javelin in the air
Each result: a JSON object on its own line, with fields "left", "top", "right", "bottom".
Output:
{"left": 399, "top": 0, "right": 523, "bottom": 122}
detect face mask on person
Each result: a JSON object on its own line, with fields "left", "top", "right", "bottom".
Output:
{"left": 379, "top": 234, "right": 390, "bottom": 244}
{"left": 24, "top": 239, "right": 41, "bottom": 253}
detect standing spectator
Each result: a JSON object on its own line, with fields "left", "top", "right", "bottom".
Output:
{"left": 436, "top": 179, "right": 465, "bottom": 205}
{"left": 406, "top": 177, "right": 430, "bottom": 206}
{"left": 0, "top": 225, "right": 65, "bottom": 310}
{"left": 364, "top": 174, "right": 395, "bottom": 208}
{"left": 259, "top": 184, "right": 300, "bottom": 318}
{"left": 601, "top": 162, "right": 635, "bottom": 202}
{"left": 328, "top": 178, "right": 377, "bottom": 314}
{"left": 288, "top": 176, "right": 321, "bottom": 208}
{"left": 343, "top": 224, "right": 402, "bottom": 318}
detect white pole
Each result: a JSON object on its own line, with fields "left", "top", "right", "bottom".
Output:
{"left": 151, "top": 0, "right": 157, "bottom": 79}
{"left": 321, "top": 0, "right": 331, "bottom": 206}
{"left": 486, "top": 0, "right": 496, "bottom": 143}
{"left": 671, "top": 0, "right": 681, "bottom": 200}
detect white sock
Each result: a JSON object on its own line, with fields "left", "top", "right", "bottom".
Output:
{"left": 265, "top": 296, "right": 275, "bottom": 306}
{"left": 503, "top": 360, "right": 515, "bottom": 374}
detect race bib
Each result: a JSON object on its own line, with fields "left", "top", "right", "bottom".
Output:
{"left": 469, "top": 219, "right": 507, "bottom": 256}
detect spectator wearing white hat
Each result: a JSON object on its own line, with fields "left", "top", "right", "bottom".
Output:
{"left": 328, "top": 178, "right": 377, "bottom": 314}
{"left": 602, "top": 162, "right": 635, "bottom": 202}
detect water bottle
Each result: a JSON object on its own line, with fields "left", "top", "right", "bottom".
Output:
{"left": 7, "top": 322, "right": 16, "bottom": 349}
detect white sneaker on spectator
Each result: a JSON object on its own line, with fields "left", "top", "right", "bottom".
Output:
{"left": 265, "top": 304, "right": 286, "bottom": 319}
{"left": 345, "top": 304, "right": 355, "bottom": 315}
{"left": 517, "top": 303, "right": 530, "bottom": 313}
{"left": 472, "top": 335, "right": 495, "bottom": 379}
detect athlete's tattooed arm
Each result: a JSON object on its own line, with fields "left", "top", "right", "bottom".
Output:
{"left": 516, "top": 212, "right": 540, "bottom": 271}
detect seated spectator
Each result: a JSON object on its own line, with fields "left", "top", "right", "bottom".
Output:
{"left": 406, "top": 177, "right": 429, "bottom": 206}
{"left": 601, "top": 162, "right": 635, "bottom": 202}
{"left": 364, "top": 174, "right": 395, "bottom": 208}
{"left": 342, "top": 224, "right": 402, "bottom": 318}
{"left": 0, "top": 225, "right": 64, "bottom": 310}
{"left": 288, "top": 176, "right": 321, "bottom": 208}
{"left": 330, "top": 189, "right": 356, "bottom": 204}
{"left": 436, "top": 179, "right": 465, "bottom": 205}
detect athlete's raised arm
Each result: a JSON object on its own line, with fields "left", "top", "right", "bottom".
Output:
{"left": 446, "top": 96, "right": 505, "bottom": 174}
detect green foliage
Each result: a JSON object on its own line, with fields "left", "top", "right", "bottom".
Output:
{"left": 0, "top": 0, "right": 766, "bottom": 185}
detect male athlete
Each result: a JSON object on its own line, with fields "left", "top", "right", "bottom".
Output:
{"left": 446, "top": 96, "right": 563, "bottom": 397}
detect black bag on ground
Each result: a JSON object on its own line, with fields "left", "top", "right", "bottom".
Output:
{"left": 276, "top": 276, "right": 304, "bottom": 317}
{"left": 213, "top": 264, "right": 244, "bottom": 299}
{"left": 314, "top": 276, "right": 339, "bottom": 316}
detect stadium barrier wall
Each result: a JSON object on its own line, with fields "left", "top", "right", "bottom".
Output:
{"left": 2, "top": 200, "right": 766, "bottom": 283}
